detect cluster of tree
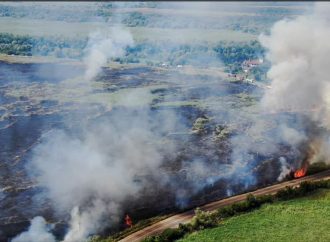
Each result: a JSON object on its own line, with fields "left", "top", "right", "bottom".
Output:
{"left": 118, "top": 40, "right": 265, "bottom": 68}
{"left": 214, "top": 40, "right": 265, "bottom": 73}
{"left": 121, "top": 12, "right": 151, "bottom": 27}
{"left": 0, "top": 3, "right": 300, "bottom": 34}
{"left": 97, "top": 2, "right": 159, "bottom": 10}
{"left": 214, "top": 40, "right": 264, "bottom": 65}
{"left": 0, "top": 3, "right": 158, "bottom": 23}
{"left": 0, "top": 4, "right": 102, "bottom": 22}
{"left": 110, "top": 2, "right": 304, "bottom": 34}
{"left": 0, "top": 33, "right": 87, "bottom": 58}
{"left": 0, "top": 32, "right": 266, "bottom": 71}
{"left": 102, "top": 13, "right": 279, "bottom": 34}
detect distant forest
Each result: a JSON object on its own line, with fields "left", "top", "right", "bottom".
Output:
{"left": 0, "top": 33, "right": 264, "bottom": 69}
{"left": 0, "top": 3, "right": 304, "bottom": 34}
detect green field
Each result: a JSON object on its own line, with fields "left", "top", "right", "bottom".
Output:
{"left": 179, "top": 189, "right": 330, "bottom": 242}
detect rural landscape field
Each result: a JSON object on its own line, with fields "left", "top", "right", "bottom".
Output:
{"left": 0, "top": 2, "right": 330, "bottom": 242}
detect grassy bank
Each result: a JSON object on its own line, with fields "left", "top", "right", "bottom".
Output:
{"left": 180, "top": 188, "right": 330, "bottom": 242}
{"left": 143, "top": 178, "right": 330, "bottom": 242}
{"left": 92, "top": 165, "right": 330, "bottom": 242}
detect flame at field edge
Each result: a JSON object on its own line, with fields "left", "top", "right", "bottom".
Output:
{"left": 294, "top": 165, "right": 308, "bottom": 178}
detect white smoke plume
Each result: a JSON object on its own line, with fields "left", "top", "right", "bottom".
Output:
{"left": 258, "top": 3, "right": 330, "bottom": 180}
{"left": 63, "top": 201, "right": 120, "bottom": 242}
{"left": 17, "top": 24, "right": 160, "bottom": 241}
{"left": 277, "top": 157, "right": 291, "bottom": 181}
{"left": 27, "top": 102, "right": 168, "bottom": 241}
{"left": 30, "top": 118, "right": 163, "bottom": 212}
{"left": 83, "top": 27, "right": 134, "bottom": 81}
{"left": 278, "top": 124, "right": 307, "bottom": 147}
{"left": 259, "top": 3, "right": 330, "bottom": 125}
{"left": 11, "top": 217, "right": 56, "bottom": 242}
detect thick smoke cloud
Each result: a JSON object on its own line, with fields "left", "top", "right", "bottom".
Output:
{"left": 30, "top": 119, "right": 162, "bottom": 212}
{"left": 27, "top": 97, "right": 172, "bottom": 241}
{"left": 256, "top": 2, "right": 330, "bottom": 179}
{"left": 16, "top": 24, "right": 149, "bottom": 241}
{"left": 18, "top": 21, "right": 184, "bottom": 239}
{"left": 259, "top": 3, "right": 330, "bottom": 124}
{"left": 220, "top": 2, "right": 330, "bottom": 185}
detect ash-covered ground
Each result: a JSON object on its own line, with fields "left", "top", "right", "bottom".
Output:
{"left": 0, "top": 60, "right": 310, "bottom": 241}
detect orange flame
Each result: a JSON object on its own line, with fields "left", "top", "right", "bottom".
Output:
{"left": 294, "top": 165, "right": 307, "bottom": 178}
{"left": 125, "top": 214, "right": 133, "bottom": 228}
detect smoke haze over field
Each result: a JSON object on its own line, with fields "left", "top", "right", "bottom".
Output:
{"left": 9, "top": 2, "right": 330, "bottom": 242}
{"left": 256, "top": 2, "right": 330, "bottom": 173}
{"left": 12, "top": 15, "right": 144, "bottom": 242}
{"left": 260, "top": 3, "right": 330, "bottom": 123}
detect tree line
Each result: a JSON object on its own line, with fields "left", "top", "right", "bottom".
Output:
{"left": 0, "top": 33, "right": 264, "bottom": 70}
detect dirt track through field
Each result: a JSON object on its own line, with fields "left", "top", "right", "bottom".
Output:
{"left": 119, "top": 169, "right": 330, "bottom": 242}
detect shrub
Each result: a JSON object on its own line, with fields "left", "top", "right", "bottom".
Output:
{"left": 246, "top": 194, "right": 259, "bottom": 207}
{"left": 158, "top": 228, "right": 185, "bottom": 242}
{"left": 276, "top": 186, "right": 297, "bottom": 200}
{"left": 88, "top": 235, "right": 115, "bottom": 242}
{"left": 217, "top": 206, "right": 236, "bottom": 218}
{"left": 142, "top": 236, "right": 157, "bottom": 242}
{"left": 314, "top": 179, "right": 330, "bottom": 189}
{"left": 231, "top": 201, "right": 251, "bottom": 213}
{"left": 276, "top": 180, "right": 330, "bottom": 201}
{"left": 190, "top": 208, "right": 218, "bottom": 230}
{"left": 178, "top": 223, "right": 194, "bottom": 234}
{"left": 299, "top": 181, "right": 316, "bottom": 195}
{"left": 256, "top": 194, "right": 274, "bottom": 204}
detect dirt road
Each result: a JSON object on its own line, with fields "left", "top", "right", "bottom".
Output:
{"left": 119, "top": 169, "right": 330, "bottom": 242}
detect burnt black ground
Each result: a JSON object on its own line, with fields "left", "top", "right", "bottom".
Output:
{"left": 0, "top": 62, "right": 288, "bottom": 241}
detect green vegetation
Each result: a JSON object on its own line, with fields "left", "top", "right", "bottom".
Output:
{"left": 0, "top": 2, "right": 307, "bottom": 34}
{"left": 1, "top": 2, "right": 277, "bottom": 66}
{"left": 0, "top": 3, "right": 274, "bottom": 71}
{"left": 0, "top": 3, "right": 102, "bottom": 22}
{"left": 0, "top": 2, "right": 158, "bottom": 22}
{"left": 142, "top": 178, "right": 330, "bottom": 242}
{"left": 307, "top": 162, "right": 330, "bottom": 176}
{"left": 122, "top": 40, "right": 263, "bottom": 67}
{"left": 0, "top": 33, "right": 86, "bottom": 58}
{"left": 0, "top": 32, "right": 264, "bottom": 69}
{"left": 214, "top": 40, "right": 263, "bottom": 64}
{"left": 180, "top": 188, "right": 330, "bottom": 242}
